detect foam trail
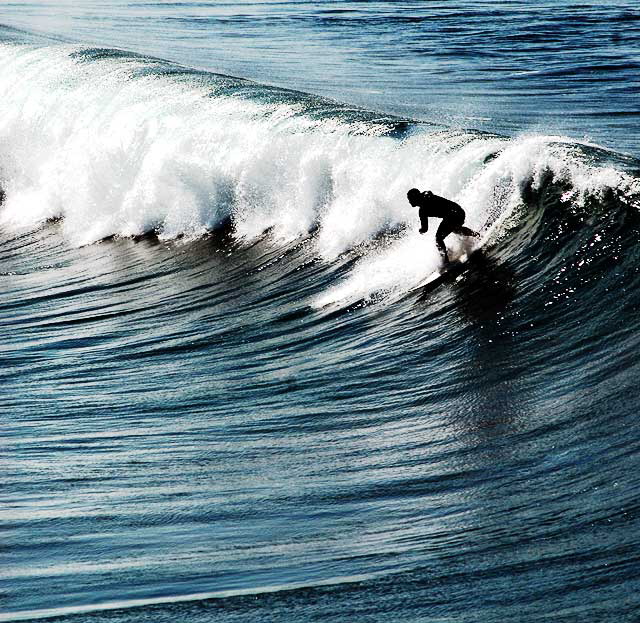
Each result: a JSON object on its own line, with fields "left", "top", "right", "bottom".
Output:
{"left": 0, "top": 43, "right": 637, "bottom": 304}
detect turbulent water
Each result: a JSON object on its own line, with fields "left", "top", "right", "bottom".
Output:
{"left": 2, "top": 3, "right": 640, "bottom": 622}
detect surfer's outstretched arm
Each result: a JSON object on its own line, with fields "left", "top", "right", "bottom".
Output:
{"left": 418, "top": 207, "right": 429, "bottom": 234}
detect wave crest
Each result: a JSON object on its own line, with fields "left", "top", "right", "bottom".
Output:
{"left": 0, "top": 43, "right": 637, "bottom": 308}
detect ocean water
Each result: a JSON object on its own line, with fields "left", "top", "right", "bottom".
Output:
{"left": 2, "top": 2, "right": 640, "bottom": 622}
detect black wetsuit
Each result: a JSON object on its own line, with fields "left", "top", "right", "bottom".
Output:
{"left": 416, "top": 191, "right": 478, "bottom": 262}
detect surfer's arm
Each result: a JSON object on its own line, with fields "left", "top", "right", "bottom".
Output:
{"left": 418, "top": 208, "right": 429, "bottom": 234}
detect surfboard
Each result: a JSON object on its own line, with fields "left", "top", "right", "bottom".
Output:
{"left": 410, "top": 216, "right": 503, "bottom": 294}
{"left": 409, "top": 248, "right": 479, "bottom": 293}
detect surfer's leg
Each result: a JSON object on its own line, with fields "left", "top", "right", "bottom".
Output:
{"left": 435, "top": 220, "right": 453, "bottom": 264}
{"left": 456, "top": 226, "right": 480, "bottom": 238}
{"left": 452, "top": 209, "right": 479, "bottom": 238}
{"left": 435, "top": 237, "right": 449, "bottom": 264}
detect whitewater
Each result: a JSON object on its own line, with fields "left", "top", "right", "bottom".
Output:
{"left": 0, "top": 43, "right": 637, "bottom": 307}
{"left": 2, "top": 3, "right": 640, "bottom": 623}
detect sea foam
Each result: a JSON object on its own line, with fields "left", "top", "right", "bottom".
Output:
{"left": 0, "top": 43, "right": 636, "bottom": 304}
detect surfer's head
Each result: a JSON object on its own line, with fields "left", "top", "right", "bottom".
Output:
{"left": 407, "top": 188, "right": 422, "bottom": 206}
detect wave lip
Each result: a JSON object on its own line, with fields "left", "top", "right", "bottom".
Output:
{"left": 0, "top": 42, "right": 638, "bottom": 306}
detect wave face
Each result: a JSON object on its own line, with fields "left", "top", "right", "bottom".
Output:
{"left": 3, "top": 34, "right": 640, "bottom": 623}
{"left": 1, "top": 42, "right": 638, "bottom": 300}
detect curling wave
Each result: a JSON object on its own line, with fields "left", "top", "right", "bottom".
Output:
{"left": 0, "top": 41, "right": 638, "bottom": 306}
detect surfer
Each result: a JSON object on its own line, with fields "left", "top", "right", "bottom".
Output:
{"left": 407, "top": 188, "right": 479, "bottom": 264}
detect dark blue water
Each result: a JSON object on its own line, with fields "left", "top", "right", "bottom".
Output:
{"left": 2, "top": 3, "right": 640, "bottom": 622}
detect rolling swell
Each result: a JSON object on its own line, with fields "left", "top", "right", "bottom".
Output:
{"left": 3, "top": 37, "right": 640, "bottom": 623}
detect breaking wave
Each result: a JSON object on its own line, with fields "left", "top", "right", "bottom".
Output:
{"left": 0, "top": 42, "right": 638, "bottom": 306}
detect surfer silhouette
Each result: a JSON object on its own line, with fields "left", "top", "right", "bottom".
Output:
{"left": 407, "top": 188, "right": 479, "bottom": 264}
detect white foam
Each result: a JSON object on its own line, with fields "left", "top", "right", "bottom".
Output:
{"left": 0, "top": 43, "right": 635, "bottom": 304}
